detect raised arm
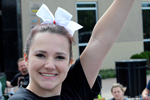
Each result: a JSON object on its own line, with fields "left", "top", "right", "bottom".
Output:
{"left": 80, "top": 0, "right": 135, "bottom": 88}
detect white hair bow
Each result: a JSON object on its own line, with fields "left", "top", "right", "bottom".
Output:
{"left": 36, "top": 4, "right": 83, "bottom": 36}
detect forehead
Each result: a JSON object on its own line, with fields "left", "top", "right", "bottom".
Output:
{"left": 18, "top": 60, "right": 25, "bottom": 65}
{"left": 30, "top": 32, "right": 70, "bottom": 53}
{"left": 112, "top": 87, "right": 122, "bottom": 92}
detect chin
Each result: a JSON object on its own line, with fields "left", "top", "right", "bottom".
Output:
{"left": 40, "top": 85, "right": 54, "bottom": 91}
{"left": 115, "top": 97, "right": 121, "bottom": 100}
{"left": 41, "top": 83, "right": 54, "bottom": 89}
{"left": 41, "top": 82, "right": 61, "bottom": 91}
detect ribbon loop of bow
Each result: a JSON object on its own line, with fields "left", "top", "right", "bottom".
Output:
{"left": 36, "top": 4, "right": 83, "bottom": 36}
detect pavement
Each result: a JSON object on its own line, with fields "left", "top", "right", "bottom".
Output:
{"left": 101, "top": 75, "right": 150, "bottom": 100}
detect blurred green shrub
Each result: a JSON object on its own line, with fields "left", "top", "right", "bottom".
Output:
{"left": 99, "top": 68, "right": 150, "bottom": 79}
{"left": 147, "top": 70, "right": 150, "bottom": 75}
{"left": 130, "top": 51, "right": 150, "bottom": 64}
{"left": 130, "top": 51, "right": 150, "bottom": 69}
{"left": 99, "top": 69, "right": 116, "bottom": 79}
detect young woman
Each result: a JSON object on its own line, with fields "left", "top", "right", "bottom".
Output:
{"left": 9, "top": 0, "right": 135, "bottom": 100}
{"left": 109, "top": 83, "right": 129, "bottom": 100}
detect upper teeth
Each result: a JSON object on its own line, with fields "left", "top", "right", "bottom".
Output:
{"left": 42, "top": 74, "right": 55, "bottom": 77}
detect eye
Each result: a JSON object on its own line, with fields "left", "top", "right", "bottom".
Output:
{"left": 56, "top": 56, "right": 65, "bottom": 60}
{"left": 36, "top": 54, "right": 45, "bottom": 58}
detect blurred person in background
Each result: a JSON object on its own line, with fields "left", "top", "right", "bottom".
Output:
{"left": 109, "top": 83, "right": 130, "bottom": 100}
{"left": 142, "top": 80, "right": 150, "bottom": 100}
{"left": 6, "top": 58, "right": 29, "bottom": 88}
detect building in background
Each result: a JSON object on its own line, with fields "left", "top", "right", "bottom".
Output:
{"left": 0, "top": 0, "right": 148, "bottom": 80}
{"left": 21, "top": 0, "right": 143, "bottom": 70}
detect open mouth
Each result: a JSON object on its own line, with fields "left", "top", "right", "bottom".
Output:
{"left": 39, "top": 72, "right": 57, "bottom": 77}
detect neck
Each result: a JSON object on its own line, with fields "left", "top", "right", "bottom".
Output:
{"left": 26, "top": 81, "right": 62, "bottom": 97}
{"left": 115, "top": 97, "right": 124, "bottom": 100}
{"left": 21, "top": 72, "right": 28, "bottom": 75}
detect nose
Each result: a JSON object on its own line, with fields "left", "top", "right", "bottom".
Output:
{"left": 44, "top": 59, "right": 56, "bottom": 70}
{"left": 22, "top": 65, "right": 26, "bottom": 68}
{"left": 115, "top": 93, "right": 119, "bottom": 96}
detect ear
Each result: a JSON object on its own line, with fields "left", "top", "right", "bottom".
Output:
{"left": 24, "top": 53, "right": 28, "bottom": 67}
{"left": 70, "top": 59, "right": 75, "bottom": 65}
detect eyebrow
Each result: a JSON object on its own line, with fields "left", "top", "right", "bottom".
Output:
{"left": 34, "top": 50, "right": 68, "bottom": 56}
{"left": 34, "top": 50, "right": 47, "bottom": 53}
{"left": 56, "top": 52, "right": 67, "bottom": 56}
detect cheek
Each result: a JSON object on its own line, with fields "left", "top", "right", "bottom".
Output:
{"left": 57, "top": 62, "right": 69, "bottom": 73}
{"left": 120, "top": 92, "right": 124, "bottom": 96}
{"left": 27, "top": 59, "right": 40, "bottom": 72}
{"left": 113, "top": 93, "right": 116, "bottom": 96}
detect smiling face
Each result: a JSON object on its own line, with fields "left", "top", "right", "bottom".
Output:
{"left": 112, "top": 87, "right": 124, "bottom": 100}
{"left": 25, "top": 32, "right": 70, "bottom": 97}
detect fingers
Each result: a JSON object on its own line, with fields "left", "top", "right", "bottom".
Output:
{"left": 143, "top": 96, "right": 150, "bottom": 100}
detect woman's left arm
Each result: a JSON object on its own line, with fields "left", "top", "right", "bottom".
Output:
{"left": 80, "top": 0, "right": 135, "bottom": 88}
